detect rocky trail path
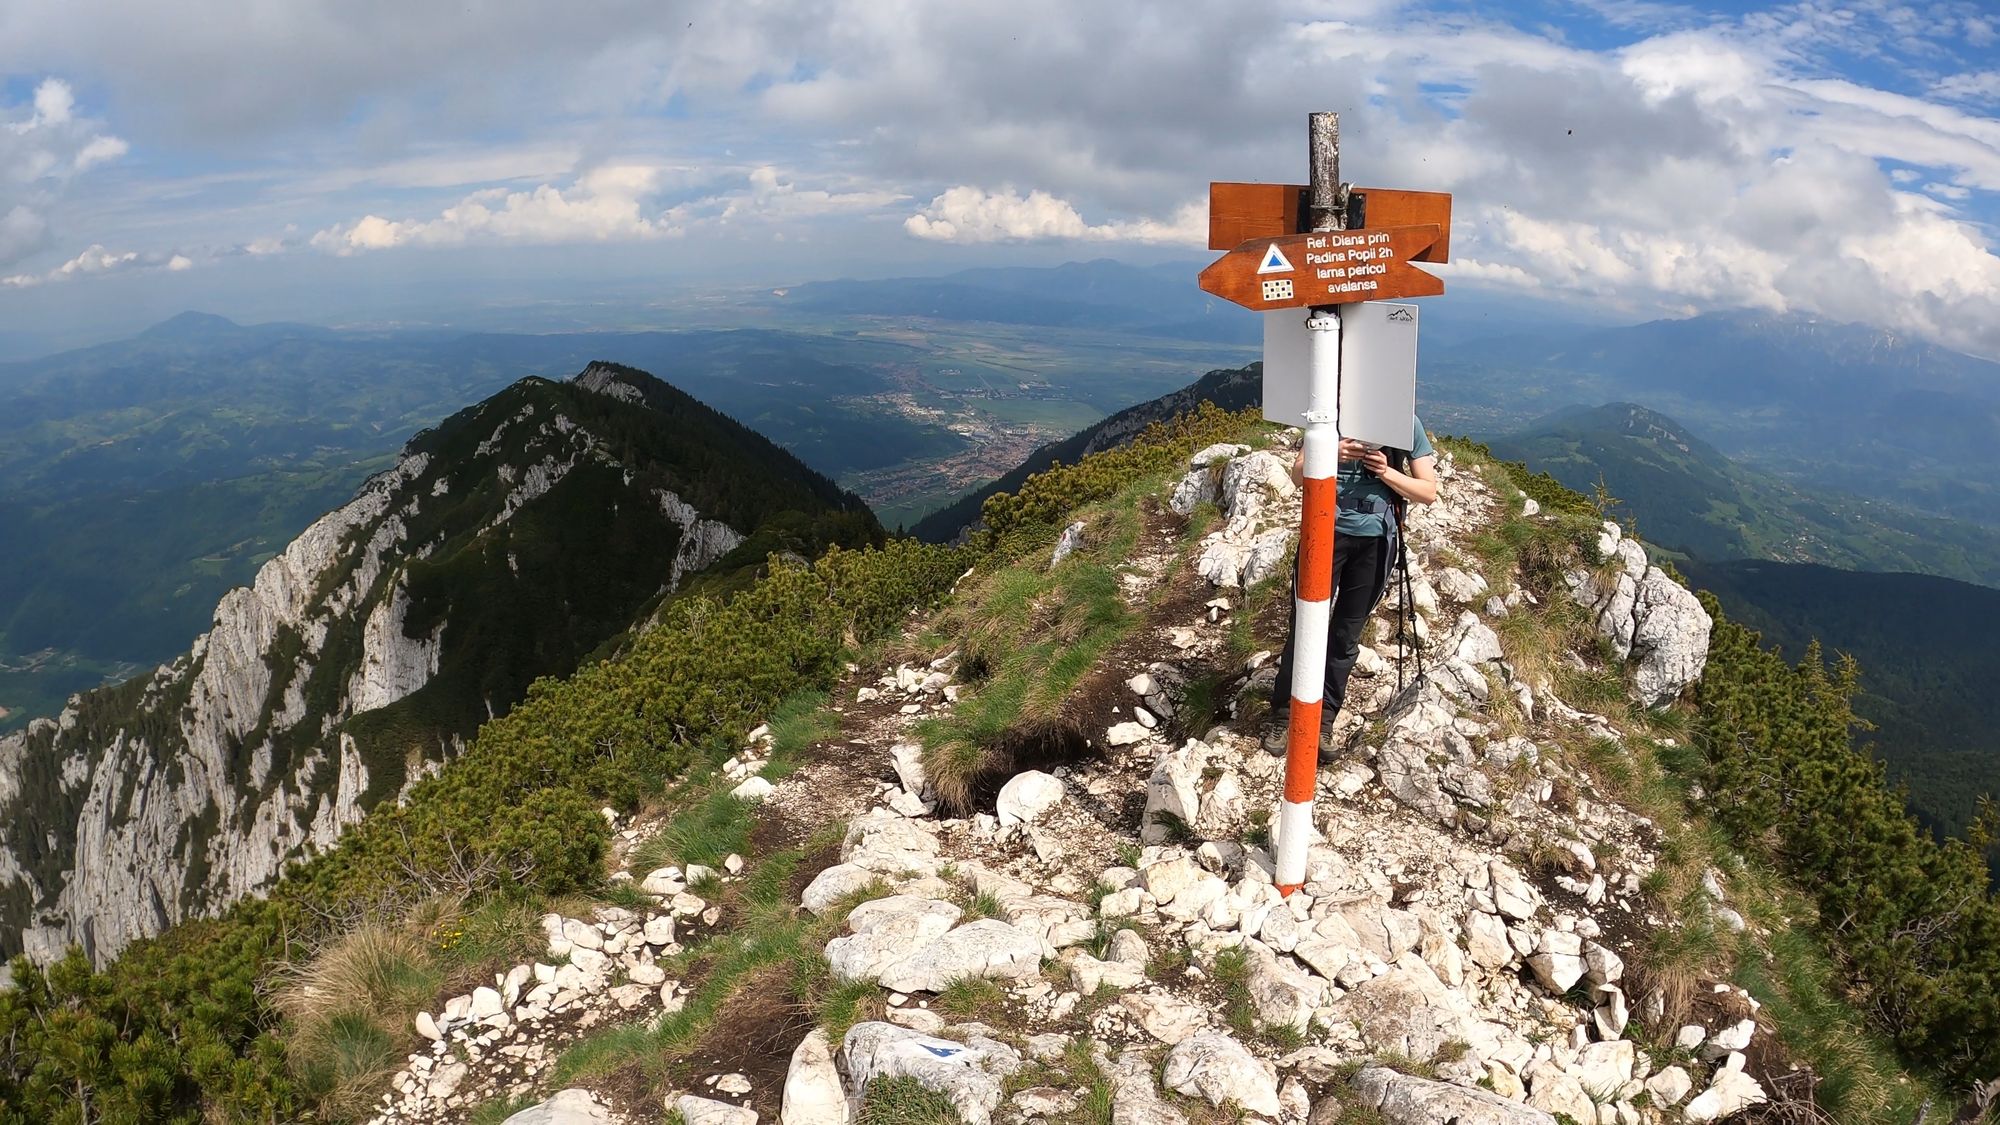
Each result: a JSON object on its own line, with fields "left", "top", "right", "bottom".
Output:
{"left": 380, "top": 441, "right": 1773, "bottom": 1125}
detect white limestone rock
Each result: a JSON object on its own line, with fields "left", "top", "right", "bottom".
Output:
{"left": 838, "top": 1023, "right": 1021, "bottom": 1125}
{"left": 1349, "top": 1067, "right": 1558, "bottom": 1124}
{"left": 1120, "top": 992, "right": 1211, "bottom": 1045}
{"left": 1110, "top": 1047, "right": 1191, "bottom": 1125}
{"left": 995, "top": 770, "right": 1064, "bottom": 826}
{"left": 674, "top": 1094, "right": 758, "bottom": 1125}
{"left": 1051, "top": 521, "right": 1088, "bottom": 566}
{"left": 1644, "top": 1066, "right": 1693, "bottom": 1107}
{"left": 1684, "top": 1058, "right": 1767, "bottom": 1122}
{"left": 781, "top": 1028, "right": 848, "bottom": 1125}
{"left": 1162, "top": 1033, "right": 1282, "bottom": 1116}
{"left": 876, "top": 920, "right": 1043, "bottom": 993}
{"left": 500, "top": 1088, "right": 618, "bottom": 1124}
{"left": 841, "top": 814, "right": 940, "bottom": 876}
{"left": 1107, "top": 722, "right": 1152, "bottom": 747}
{"left": 1142, "top": 743, "right": 1204, "bottom": 845}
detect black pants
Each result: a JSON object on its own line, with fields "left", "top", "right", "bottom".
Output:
{"left": 1268, "top": 532, "right": 1389, "bottom": 720}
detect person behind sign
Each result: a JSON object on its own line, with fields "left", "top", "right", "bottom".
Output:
{"left": 1262, "top": 418, "right": 1438, "bottom": 760}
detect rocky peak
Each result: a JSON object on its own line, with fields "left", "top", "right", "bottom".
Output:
{"left": 0, "top": 362, "right": 876, "bottom": 966}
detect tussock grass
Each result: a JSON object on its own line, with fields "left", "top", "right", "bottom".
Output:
{"left": 631, "top": 788, "right": 757, "bottom": 874}
{"left": 271, "top": 920, "right": 443, "bottom": 1118}
{"left": 936, "top": 976, "right": 1007, "bottom": 1020}
{"left": 859, "top": 1075, "right": 962, "bottom": 1125}
{"left": 1733, "top": 918, "right": 1946, "bottom": 1123}
{"left": 916, "top": 506, "right": 1140, "bottom": 812}
{"left": 766, "top": 689, "right": 839, "bottom": 778}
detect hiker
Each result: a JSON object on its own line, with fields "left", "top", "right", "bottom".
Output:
{"left": 1262, "top": 419, "right": 1438, "bottom": 760}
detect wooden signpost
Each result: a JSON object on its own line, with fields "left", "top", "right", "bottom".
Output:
{"left": 1202, "top": 114, "right": 1452, "bottom": 897}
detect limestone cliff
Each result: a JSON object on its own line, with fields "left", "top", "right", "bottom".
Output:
{"left": 0, "top": 362, "right": 874, "bottom": 965}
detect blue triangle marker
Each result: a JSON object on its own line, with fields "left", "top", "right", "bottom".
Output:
{"left": 1256, "top": 243, "right": 1294, "bottom": 274}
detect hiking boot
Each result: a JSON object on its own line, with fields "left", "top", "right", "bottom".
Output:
{"left": 1263, "top": 709, "right": 1343, "bottom": 761}
{"left": 1260, "top": 710, "right": 1290, "bottom": 756}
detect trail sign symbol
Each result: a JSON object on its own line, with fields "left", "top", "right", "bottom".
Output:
{"left": 1261, "top": 278, "right": 1295, "bottom": 301}
{"left": 1257, "top": 243, "right": 1294, "bottom": 274}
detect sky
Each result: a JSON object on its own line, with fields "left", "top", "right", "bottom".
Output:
{"left": 1, "top": 0, "right": 1998, "bottom": 355}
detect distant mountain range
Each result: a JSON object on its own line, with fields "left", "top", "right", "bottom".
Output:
{"left": 1489, "top": 403, "right": 2000, "bottom": 587}
{"left": 1426, "top": 310, "right": 2000, "bottom": 529}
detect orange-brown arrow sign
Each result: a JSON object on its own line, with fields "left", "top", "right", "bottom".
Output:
{"left": 1198, "top": 225, "right": 1444, "bottom": 310}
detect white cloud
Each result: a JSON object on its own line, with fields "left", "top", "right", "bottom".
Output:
{"left": 0, "top": 78, "right": 127, "bottom": 269}
{"left": 716, "top": 166, "right": 905, "bottom": 222}
{"left": 7, "top": 2, "right": 2000, "bottom": 357}
{"left": 904, "top": 187, "right": 1202, "bottom": 245}
{"left": 1937, "top": 69, "right": 2000, "bottom": 105}
{"left": 311, "top": 164, "right": 680, "bottom": 254}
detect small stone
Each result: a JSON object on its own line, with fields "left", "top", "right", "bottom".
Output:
{"left": 1107, "top": 722, "right": 1151, "bottom": 747}
{"left": 1645, "top": 1066, "right": 1693, "bottom": 1107}
{"left": 996, "top": 771, "right": 1064, "bottom": 826}
{"left": 673, "top": 1094, "right": 758, "bottom": 1125}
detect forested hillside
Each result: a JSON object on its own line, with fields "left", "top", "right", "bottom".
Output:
{"left": 1682, "top": 559, "right": 2000, "bottom": 843}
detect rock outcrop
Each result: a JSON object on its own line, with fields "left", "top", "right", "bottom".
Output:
{"left": 1567, "top": 521, "right": 1712, "bottom": 705}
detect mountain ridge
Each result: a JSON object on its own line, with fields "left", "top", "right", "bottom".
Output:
{"left": 0, "top": 360, "right": 877, "bottom": 964}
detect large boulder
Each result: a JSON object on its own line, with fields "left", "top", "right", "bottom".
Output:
{"left": 824, "top": 896, "right": 963, "bottom": 984}
{"left": 839, "top": 1023, "right": 1021, "bottom": 1125}
{"left": 875, "top": 919, "right": 1043, "bottom": 993}
{"left": 1349, "top": 1068, "right": 1557, "bottom": 1124}
{"left": 1162, "top": 1033, "right": 1282, "bottom": 1116}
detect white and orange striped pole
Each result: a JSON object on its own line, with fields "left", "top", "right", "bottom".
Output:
{"left": 1274, "top": 310, "right": 1340, "bottom": 896}
{"left": 1274, "top": 111, "right": 1348, "bottom": 897}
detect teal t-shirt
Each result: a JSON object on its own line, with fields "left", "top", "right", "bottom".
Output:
{"left": 1335, "top": 417, "right": 1433, "bottom": 538}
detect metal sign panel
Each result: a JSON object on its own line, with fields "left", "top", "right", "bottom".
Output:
{"left": 1338, "top": 301, "right": 1420, "bottom": 450}
{"left": 1260, "top": 309, "right": 1311, "bottom": 427}
{"left": 1260, "top": 302, "right": 1419, "bottom": 450}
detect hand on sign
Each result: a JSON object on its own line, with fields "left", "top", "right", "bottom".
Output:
{"left": 1360, "top": 449, "right": 1391, "bottom": 477}
{"left": 1337, "top": 438, "right": 1372, "bottom": 462}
